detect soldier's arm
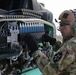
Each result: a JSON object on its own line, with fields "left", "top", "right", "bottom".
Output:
{"left": 32, "top": 40, "right": 76, "bottom": 75}
{"left": 32, "top": 50, "right": 57, "bottom": 75}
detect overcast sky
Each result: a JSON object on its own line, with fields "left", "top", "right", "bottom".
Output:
{"left": 37, "top": 0, "right": 76, "bottom": 35}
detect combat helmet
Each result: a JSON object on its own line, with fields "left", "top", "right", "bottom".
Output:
{"left": 59, "top": 9, "right": 76, "bottom": 36}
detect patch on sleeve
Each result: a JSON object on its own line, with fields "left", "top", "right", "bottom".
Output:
{"left": 53, "top": 52, "right": 62, "bottom": 63}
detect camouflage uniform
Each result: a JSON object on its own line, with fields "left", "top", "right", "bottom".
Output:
{"left": 32, "top": 9, "right": 76, "bottom": 75}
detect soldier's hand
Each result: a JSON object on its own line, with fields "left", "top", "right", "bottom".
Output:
{"left": 24, "top": 33, "right": 38, "bottom": 54}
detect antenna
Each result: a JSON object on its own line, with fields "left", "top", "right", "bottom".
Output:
{"left": 55, "top": 18, "right": 58, "bottom": 23}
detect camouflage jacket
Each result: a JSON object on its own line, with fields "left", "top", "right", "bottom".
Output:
{"left": 32, "top": 37, "right": 76, "bottom": 75}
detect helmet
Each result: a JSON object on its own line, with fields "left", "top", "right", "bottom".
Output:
{"left": 59, "top": 9, "right": 76, "bottom": 36}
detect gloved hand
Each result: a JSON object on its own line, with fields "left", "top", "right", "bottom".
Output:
{"left": 24, "top": 33, "right": 38, "bottom": 54}
{"left": 41, "top": 34, "right": 56, "bottom": 45}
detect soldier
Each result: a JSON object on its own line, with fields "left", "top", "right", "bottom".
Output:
{"left": 24, "top": 9, "right": 76, "bottom": 75}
